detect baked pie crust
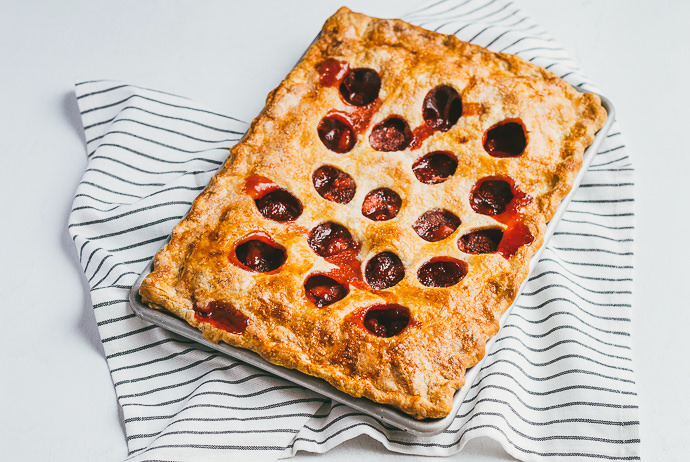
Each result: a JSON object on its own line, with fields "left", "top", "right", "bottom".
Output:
{"left": 139, "top": 7, "right": 606, "bottom": 419}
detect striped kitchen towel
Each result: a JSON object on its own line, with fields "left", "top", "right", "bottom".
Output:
{"left": 68, "top": 0, "right": 640, "bottom": 460}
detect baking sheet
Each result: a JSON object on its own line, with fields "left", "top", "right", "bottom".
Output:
{"left": 128, "top": 96, "right": 614, "bottom": 436}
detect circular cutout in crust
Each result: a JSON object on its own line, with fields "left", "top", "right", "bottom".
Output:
{"left": 312, "top": 165, "right": 356, "bottom": 204}
{"left": 369, "top": 116, "right": 412, "bottom": 152}
{"left": 412, "top": 209, "right": 461, "bottom": 242}
{"left": 470, "top": 178, "right": 514, "bottom": 216}
{"left": 234, "top": 235, "right": 287, "bottom": 273}
{"left": 308, "top": 222, "right": 357, "bottom": 258}
{"left": 417, "top": 257, "right": 467, "bottom": 288}
{"left": 458, "top": 228, "right": 504, "bottom": 254}
{"left": 339, "top": 68, "right": 381, "bottom": 106}
{"left": 483, "top": 119, "right": 527, "bottom": 158}
{"left": 318, "top": 113, "right": 356, "bottom": 153}
{"left": 412, "top": 151, "right": 458, "bottom": 185}
{"left": 361, "top": 188, "right": 402, "bottom": 221}
{"left": 360, "top": 304, "right": 411, "bottom": 338}
{"left": 254, "top": 189, "right": 303, "bottom": 222}
{"left": 365, "top": 251, "right": 405, "bottom": 290}
{"left": 422, "top": 85, "right": 462, "bottom": 132}
{"left": 304, "top": 274, "right": 349, "bottom": 307}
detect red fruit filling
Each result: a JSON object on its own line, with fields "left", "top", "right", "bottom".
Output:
{"left": 412, "top": 209, "right": 461, "bottom": 242}
{"left": 317, "top": 58, "right": 349, "bottom": 87}
{"left": 339, "top": 68, "right": 381, "bottom": 106}
{"left": 357, "top": 304, "right": 411, "bottom": 338}
{"left": 365, "top": 251, "right": 405, "bottom": 290}
{"left": 304, "top": 274, "right": 349, "bottom": 308}
{"left": 244, "top": 174, "right": 277, "bottom": 200}
{"left": 470, "top": 178, "right": 514, "bottom": 215}
{"left": 369, "top": 116, "right": 412, "bottom": 152}
{"left": 469, "top": 176, "right": 534, "bottom": 258}
{"left": 417, "top": 257, "right": 467, "bottom": 288}
{"left": 312, "top": 165, "right": 356, "bottom": 204}
{"left": 361, "top": 188, "right": 402, "bottom": 221}
{"left": 318, "top": 114, "right": 356, "bottom": 153}
{"left": 422, "top": 85, "right": 462, "bottom": 132}
{"left": 308, "top": 222, "right": 357, "bottom": 258}
{"left": 458, "top": 228, "right": 504, "bottom": 254}
{"left": 194, "top": 300, "right": 248, "bottom": 334}
{"left": 412, "top": 151, "right": 458, "bottom": 184}
{"left": 233, "top": 235, "right": 287, "bottom": 273}
{"left": 254, "top": 189, "right": 303, "bottom": 222}
{"left": 483, "top": 119, "right": 527, "bottom": 158}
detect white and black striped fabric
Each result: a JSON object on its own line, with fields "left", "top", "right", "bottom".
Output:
{"left": 68, "top": 0, "right": 640, "bottom": 460}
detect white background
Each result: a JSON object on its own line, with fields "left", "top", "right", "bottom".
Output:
{"left": 1, "top": 1, "right": 688, "bottom": 460}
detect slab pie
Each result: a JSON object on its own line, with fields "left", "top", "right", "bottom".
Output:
{"left": 139, "top": 7, "right": 607, "bottom": 419}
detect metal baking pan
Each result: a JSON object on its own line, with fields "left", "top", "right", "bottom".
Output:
{"left": 129, "top": 96, "right": 614, "bottom": 436}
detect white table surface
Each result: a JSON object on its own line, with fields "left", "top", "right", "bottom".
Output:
{"left": 1, "top": 1, "right": 688, "bottom": 460}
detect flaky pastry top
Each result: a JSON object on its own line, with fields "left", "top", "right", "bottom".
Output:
{"left": 139, "top": 7, "right": 606, "bottom": 419}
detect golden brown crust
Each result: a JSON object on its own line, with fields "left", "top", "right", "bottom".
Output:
{"left": 139, "top": 7, "right": 606, "bottom": 419}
